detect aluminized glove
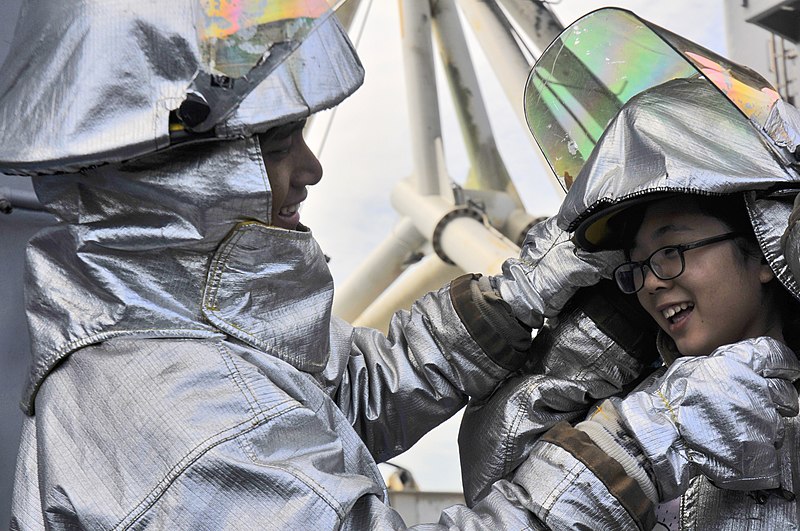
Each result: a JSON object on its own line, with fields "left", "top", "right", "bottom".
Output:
{"left": 493, "top": 216, "right": 622, "bottom": 328}
{"left": 459, "top": 279, "right": 659, "bottom": 505}
{"left": 580, "top": 336, "right": 800, "bottom": 502}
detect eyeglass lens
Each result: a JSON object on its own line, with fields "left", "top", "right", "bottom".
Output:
{"left": 613, "top": 232, "right": 738, "bottom": 294}
{"left": 614, "top": 248, "right": 684, "bottom": 294}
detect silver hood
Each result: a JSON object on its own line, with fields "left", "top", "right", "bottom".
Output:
{"left": 521, "top": 8, "right": 800, "bottom": 301}
{"left": 553, "top": 79, "right": 800, "bottom": 302}
{"left": 557, "top": 79, "right": 799, "bottom": 238}
{"left": 24, "top": 138, "right": 336, "bottom": 414}
{"left": 0, "top": 0, "right": 363, "bottom": 175}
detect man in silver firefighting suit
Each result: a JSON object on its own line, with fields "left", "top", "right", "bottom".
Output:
{"left": 460, "top": 8, "right": 800, "bottom": 530}
{"left": 3, "top": 2, "right": 663, "bottom": 529}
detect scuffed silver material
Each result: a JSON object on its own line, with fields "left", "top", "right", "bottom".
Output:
{"left": 0, "top": 0, "right": 363, "bottom": 175}
{"left": 459, "top": 301, "right": 653, "bottom": 505}
{"left": 5, "top": 3, "right": 564, "bottom": 526}
{"left": 493, "top": 216, "right": 621, "bottom": 328}
{"left": 459, "top": 77, "right": 800, "bottom": 527}
{"left": 4, "top": 2, "right": 610, "bottom": 525}
{"left": 559, "top": 78, "right": 800, "bottom": 303}
{"left": 765, "top": 98, "right": 800, "bottom": 155}
{"left": 616, "top": 337, "right": 800, "bottom": 501}
{"left": 10, "top": 134, "right": 550, "bottom": 527}
{"left": 508, "top": 441, "right": 641, "bottom": 530}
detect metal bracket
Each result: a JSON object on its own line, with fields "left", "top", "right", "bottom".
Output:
{"left": 431, "top": 206, "right": 486, "bottom": 264}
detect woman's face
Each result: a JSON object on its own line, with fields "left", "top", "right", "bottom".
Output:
{"left": 259, "top": 120, "right": 323, "bottom": 230}
{"left": 631, "top": 196, "right": 778, "bottom": 357}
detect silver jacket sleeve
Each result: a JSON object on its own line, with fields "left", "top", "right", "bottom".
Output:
{"left": 459, "top": 279, "right": 659, "bottom": 505}
{"left": 502, "top": 337, "right": 800, "bottom": 531}
{"left": 614, "top": 336, "right": 800, "bottom": 500}
{"left": 319, "top": 274, "right": 534, "bottom": 463}
{"left": 7, "top": 336, "right": 561, "bottom": 530}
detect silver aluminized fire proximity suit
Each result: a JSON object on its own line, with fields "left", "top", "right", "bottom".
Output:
{"left": 2, "top": 2, "right": 656, "bottom": 530}
{"left": 460, "top": 8, "right": 800, "bottom": 530}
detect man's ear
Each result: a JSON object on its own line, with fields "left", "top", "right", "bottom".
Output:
{"left": 759, "top": 262, "right": 776, "bottom": 284}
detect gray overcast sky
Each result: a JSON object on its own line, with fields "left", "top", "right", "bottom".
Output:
{"left": 303, "top": 0, "right": 726, "bottom": 492}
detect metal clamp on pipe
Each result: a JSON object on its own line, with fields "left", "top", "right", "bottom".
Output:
{"left": 431, "top": 206, "right": 486, "bottom": 264}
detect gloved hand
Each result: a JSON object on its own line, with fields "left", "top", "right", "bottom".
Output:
{"left": 492, "top": 216, "right": 622, "bottom": 328}
{"left": 459, "top": 279, "right": 660, "bottom": 506}
{"left": 579, "top": 336, "right": 800, "bottom": 502}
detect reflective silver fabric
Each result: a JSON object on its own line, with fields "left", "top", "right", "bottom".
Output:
{"left": 511, "top": 441, "right": 641, "bottom": 529}
{"left": 765, "top": 99, "right": 800, "bottom": 154}
{"left": 459, "top": 78, "right": 800, "bottom": 528}
{"left": 494, "top": 216, "right": 621, "bottom": 328}
{"left": 557, "top": 77, "right": 800, "bottom": 302}
{"left": 459, "top": 303, "right": 652, "bottom": 505}
{"left": 5, "top": 2, "right": 587, "bottom": 526}
{"left": 558, "top": 80, "right": 799, "bottom": 253}
{"left": 11, "top": 123, "right": 557, "bottom": 527}
{"left": 617, "top": 337, "right": 800, "bottom": 500}
{"left": 0, "top": 0, "right": 363, "bottom": 175}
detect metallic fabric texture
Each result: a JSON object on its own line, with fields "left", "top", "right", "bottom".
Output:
{"left": 6, "top": 2, "right": 589, "bottom": 527}
{"left": 558, "top": 79, "right": 798, "bottom": 237}
{"left": 558, "top": 78, "right": 800, "bottom": 305}
{"left": 493, "top": 216, "right": 622, "bottom": 328}
{"left": 12, "top": 133, "right": 537, "bottom": 527}
{"left": 0, "top": 0, "right": 363, "bottom": 175}
{"left": 459, "top": 298, "right": 656, "bottom": 506}
{"left": 459, "top": 77, "right": 800, "bottom": 528}
{"left": 617, "top": 337, "right": 800, "bottom": 500}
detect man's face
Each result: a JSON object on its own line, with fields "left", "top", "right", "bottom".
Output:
{"left": 258, "top": 120, "right": 322, "bottom": 230}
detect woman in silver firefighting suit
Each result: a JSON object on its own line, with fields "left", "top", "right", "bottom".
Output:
{"left": 459, "top": 8, "right": 800, "bottom": 530}
{"left": 3, "top": 2, "right": 659, "bottom": 529}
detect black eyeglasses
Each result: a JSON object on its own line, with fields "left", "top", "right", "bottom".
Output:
{"left": 613, "top": 232, "right": 739, "bottom": 294}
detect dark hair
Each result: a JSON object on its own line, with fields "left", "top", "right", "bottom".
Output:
{"left": 608, "top": 194, "right": 758, "bottom": 258}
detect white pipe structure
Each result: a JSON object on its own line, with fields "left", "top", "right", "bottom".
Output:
{"left": 398, "top": 0, "right": 445, "bottom": 196}
{"left": 332, "top": 0, "right": 561, "bottom": 327}
{"left": 392, "top": 179, "right": 520, "bottom": 275}
{"left": 353, "top": 254, "right": 463, "bottom": 332}
{"left": 431, "top": 0, "right": 519, "bottom": 202}
{"left": 454, "top": 0, "right": 563, "bottom": 195}
{"left": 495, "top": 0, "right": 564, "bottom": 54}
{"left": 454, "top": 0, "right": 534, "bottom": 133}
{"left": 332, "top": 218, "right": 428, "bottom": 322}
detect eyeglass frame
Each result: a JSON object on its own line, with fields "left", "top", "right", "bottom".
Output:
{"left": 613, "top": 232, "right": 740, "bottom": 294}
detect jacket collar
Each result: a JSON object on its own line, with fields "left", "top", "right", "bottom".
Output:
{"left": 23, "top": 138, "right": 332, "bottom": 413}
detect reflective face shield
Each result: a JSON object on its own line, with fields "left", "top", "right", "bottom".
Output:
{"left": 0, "top": 0, "right": 363, "bottom": 176}
{"left": 180, "top": 0, "right": 337, "bottom": 132}
{"left": 524, "top": 7, "right": 781, "bottom": 191}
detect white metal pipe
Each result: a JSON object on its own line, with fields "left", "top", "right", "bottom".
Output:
{"left": 494, "top": 0, "right": 563, "bottom": 55}
{"left": 455, "top": 0, "right": 531, "bottom": 129}
{"left": 431, "top": 0, "right": 518, "bottom": 202}
{"left": 353, "top": 254, "right": 463, "bottom": 333}
{"left": 399, "top": 0, "right": 445, "bottom": 196}
{"left": 455, "top": 0, "right": 564, "bottom": 195}
{"left": 332, "top": 217, "right": 426, "bottom": 321}
{"left": 392, "top": 179, "right": 519, "bottom": 274}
